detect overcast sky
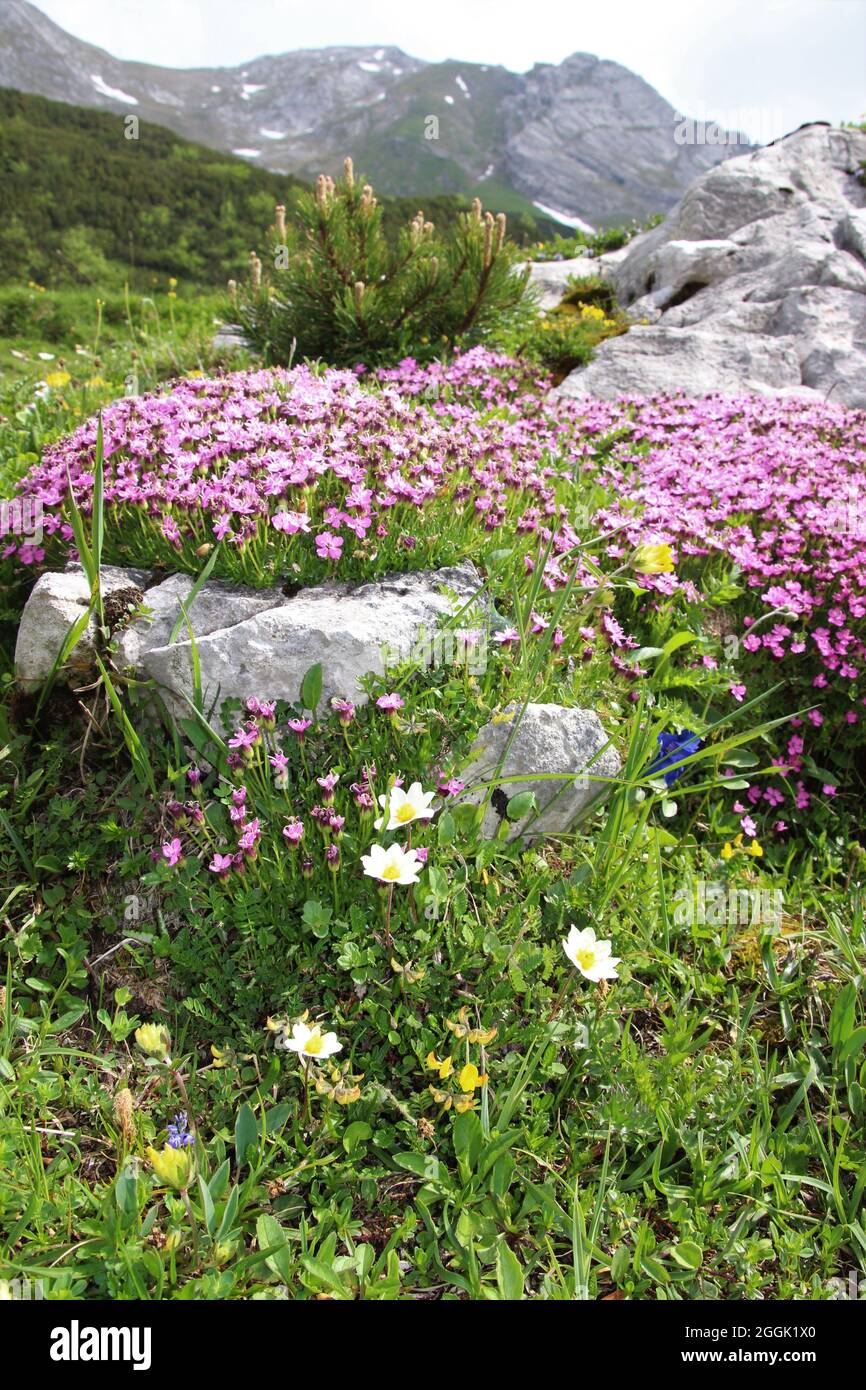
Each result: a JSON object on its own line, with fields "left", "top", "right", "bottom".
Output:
{"left": 28, "top": 0, "right": 866, "bottom": 142}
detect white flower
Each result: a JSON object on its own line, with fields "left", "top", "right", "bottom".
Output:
{"left": 283, "top": 1020, "right": 343, "bottom": 1059}
{"left": 562, "top": 925, "right": 620, "bottom": 982}
{"left": 374, "top": 781, "right": 437, "bottom": 832}
{"left": 361, "top": 842, "right": 423, "bottom": 885}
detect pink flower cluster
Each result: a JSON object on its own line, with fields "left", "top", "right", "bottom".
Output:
{"left": 11, "top": 348, "right": 866, "bottom": 817}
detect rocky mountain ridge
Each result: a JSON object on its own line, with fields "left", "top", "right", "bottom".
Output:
{"left": 0, "top": 0, "right": 747, "bottom": 227}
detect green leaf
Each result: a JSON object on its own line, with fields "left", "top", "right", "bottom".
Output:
{"left": 830, "top": 983, "right": 857, "bottom": 1053}
{"left": 506, "top": 790, "right": 537, "bottom": 822}
{"left": 197, "top": 1174, "right": 217, "bottom": 1236}
{"left": 342, "top": 1121, "right": 372, "bottom": 1155}
{"left": 208, "top": 1158, "right": 231, "bottom": 1203}
{"left": 495, "top": 1242, "right": 525, "bottom": 1300}
{"left": 300, "top": 662, "right": 323, "bottom": 713}
{"left": 437, "top": 810, "right": 456, "bottom": 846}
{"left": 670, "top": 1241, "right": 703, "bottom": 1271}
{"left": 234, "top": 1101, "right": 258, "bottom": 1169}
{"left": 722, "top": 749, "right": 760, "bottom": 769}
{"left": 302, "top": 1255, "right": 347, "bottom": 1296}
{"left": 169, "top": 541, "right": 222, "bottom": 644}
{"left": 393, "top": 1152, "right": 449, "bottom": 1185}
{"left": 453, "top": 1109, "right": 484, "bottom": 1172}
{"left": 838, "top": 1027, "right": 866, "bottom": 1066}
{"left": 217, "top": 1185, "right": 240, "bottom": 1243}
{"left": 256, "top": 1213, "right": 292, "bottom": 1283}
{"left": 654, "top": 630, "right": 699, "bottom": 679}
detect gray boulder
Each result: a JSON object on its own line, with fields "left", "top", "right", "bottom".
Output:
{"left": 141, "top": 562, "right": 483, "bottom": 717}
{"left": 15, "top": 565, "right": 149, "bottom": 687}
{"left": 16, "top": 562, "right": 485, "bottom": 716}
{"left": 461, "top": 702, "right": 621, "bottom": 840}
{"left": 559, "top": 125, "right": 866, "bottom": 406}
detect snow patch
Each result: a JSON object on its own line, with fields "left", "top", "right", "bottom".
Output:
{"left": 455, "top": 75, "right": 470, "bottom": 98}
{"left": 259, "top": 128, "right": 287, "bottom": 140}
{"left": 443, "top": 94, "right": 454, "bottom": 105}
{"left": 233, "top": 148, "right": 262, "bottom": 158}
{"left": 479, "top": 163, "right": 495, "bottom": 181}
{"left": 374, "top": 48, "right": 385, "bottom": 60}
{"left": 358, "top": 61, "right": 381, "bottom": 73}
{"left": 90, "top": 74, "right": 138, "bottom": 105}
{"left": 241, "top": 84, "right": 266, "bottom": 100}
{"left": 211, "top": 85, "right": 221, "bottom": 93}
{"left": 532, "top": 202, "right": 596, "bottom": 234}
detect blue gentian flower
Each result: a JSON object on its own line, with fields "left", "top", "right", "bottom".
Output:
{"left": 167, "top": 1112, "right": 194, "bottom": 1149}
{"left": 647, "top": 729, "right": 701, "bottom": 786}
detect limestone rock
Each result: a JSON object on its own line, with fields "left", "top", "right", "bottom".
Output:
{"left": 130, "top": 563, "right": 484, "bottom": 716}
{"left": 559, "top": 125, "right": 866, "bottom": 406}
{"left": 15, "top": 565, "right": 148, "bottom": 687}
{"left": 462, "top": 702, "right": 621, "bottom": 840}
{"left": 524, "top": 256, "right": 603, "bottom": 310}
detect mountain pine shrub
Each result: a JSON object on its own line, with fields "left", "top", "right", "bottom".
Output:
{"left": 233, "top": 159, "right": 533, "bottom": 367}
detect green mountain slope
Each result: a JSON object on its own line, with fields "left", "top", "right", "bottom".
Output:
{"left": 0, "top": 88, "right": 565, "bottom": 288}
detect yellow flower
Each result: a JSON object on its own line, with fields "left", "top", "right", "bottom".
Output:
{"left": 454, "top": 1096, "right": 478, "bottom": 1113}
{"left": 426, "top": 1050, "right": 454, "bottom": 1080}
{"left": 720, "top": 841, "right": 735, "bottom": 860}
{"left": 458, "top": 1062, "right": 487, "bottom": 1093}
{"left": 210, "top": 1043, "right": 236, "bottom": 1068}
{"left": 146, "top": 1143, "right": 194, "bottom": 1191}
{"left": 135, "top": 1022, "right": 171, "bottom": 1063}
{"left": 746, "top": 839, "right": 763, "bottom": 857}
{"left": 444, "top": 1007, "right": 498, "bottom": 1045}
{"left": 315, "top": 1063, "right": 364, "bottom": 1105}
{"left": 45, "top": 370, "right": 71, "bottom": 389}
{"left": 631, "top": 542, "right": 675, "bottom": 575}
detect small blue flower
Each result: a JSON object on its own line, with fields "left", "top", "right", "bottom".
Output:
{"left": 167, "top": 1112, "right": 194, "bottom": 1149}
{"left": 647, "top": 729, "right": 701, "bottom": 786}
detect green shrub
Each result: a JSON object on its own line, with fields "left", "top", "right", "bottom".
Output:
{"left": 492, "top": 276, "right": 628, "bottom": 381}
{"left": 234, "top": 160, "right": 533, "bottom": 367}
{"left": 525, "top": 214, "right": 663, "bottom": 263}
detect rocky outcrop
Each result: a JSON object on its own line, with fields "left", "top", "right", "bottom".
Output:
{"left": 15, "top": 565, "right": 622, "bottom": 840}
{"left": 506, "top": 54, "right": 747, "bottom": 229}
{"left": 525, "top": 255, "right": 602, "bottom": 310}
{"left": 559, "top": 125, "right": 866, "bottom": 406}
{"left": 15, "top": 563, "right": 485, "bottom": 715}
{"left": 462, "top": 702, "right": 621, "bottom": 840}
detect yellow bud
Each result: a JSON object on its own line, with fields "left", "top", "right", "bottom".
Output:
{"left": 135, "top": 1023, "right": 171, "bottom": 1063}
{"left": 146, "top": 1143, "right": 195, "bottom": 1192}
